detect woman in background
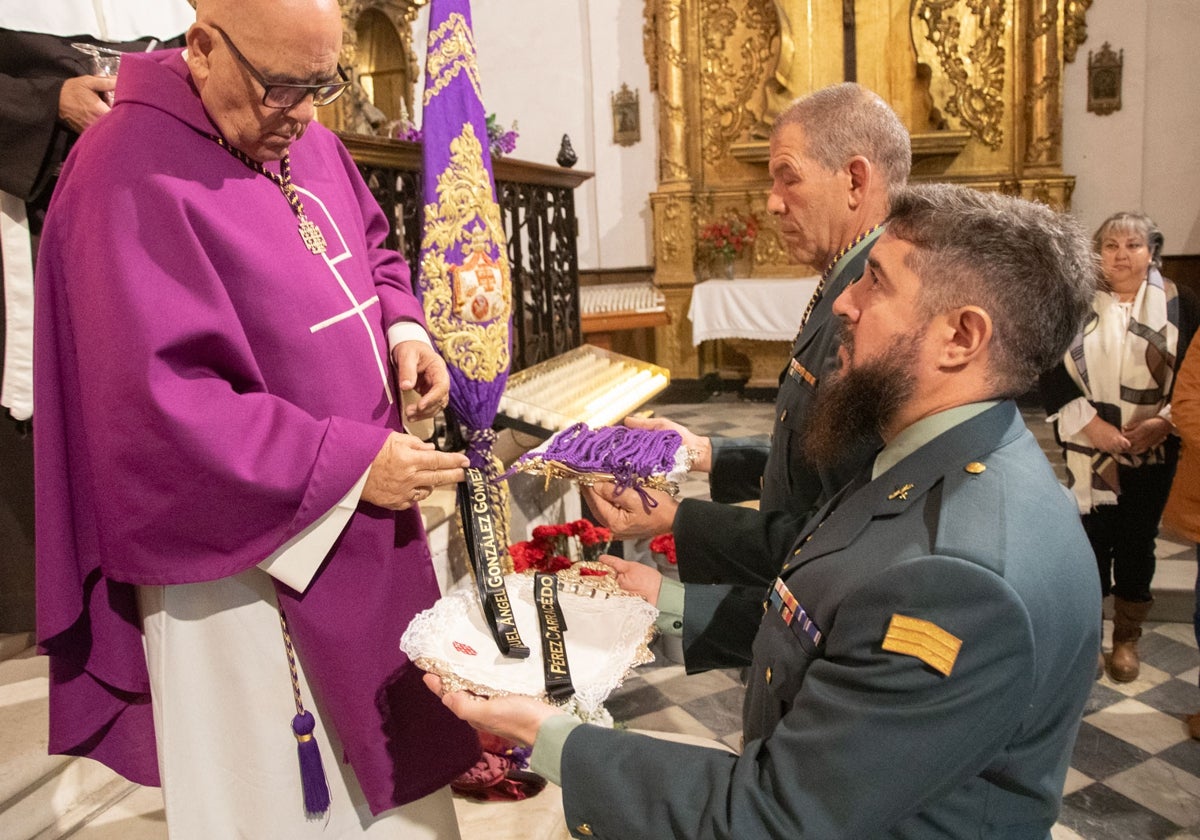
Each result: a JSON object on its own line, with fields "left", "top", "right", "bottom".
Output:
{"left": 1163, "top": 344, "right": 1200, "bottom": 736}
{"left": 1041, "top": 211, "right": 1199, "bottom": 682}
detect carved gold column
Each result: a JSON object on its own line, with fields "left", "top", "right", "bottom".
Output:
{"left": 642, "top": 0, "right": 1093, "bottom": 380}
{"left": 647, "top": 0, "right": 703, "bottom": 378}
{"left": 1016, "top": 0, "right": 1074, "bottom": 208}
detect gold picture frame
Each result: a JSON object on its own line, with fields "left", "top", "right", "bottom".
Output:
{"left": 1087, "top": 42, "right": 1123, "bottom": 116}
{"left": 612, "top": 83, "right": 640, "bottom": 146}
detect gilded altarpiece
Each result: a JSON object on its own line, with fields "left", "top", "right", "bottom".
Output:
{"left": 645, "top": 0, "right": 1093, "bottom": 379}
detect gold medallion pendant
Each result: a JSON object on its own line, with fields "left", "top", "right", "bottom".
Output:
{"left": 298, "top": 216, "right": 327, "bottom": 255}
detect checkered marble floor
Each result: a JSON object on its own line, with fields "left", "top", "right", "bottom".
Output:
{"left": 601, "top": 392, "right": 1200, "bottom": 839}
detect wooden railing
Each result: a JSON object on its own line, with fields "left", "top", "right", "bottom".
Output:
{"left": 338, "top": 133, "right": 594, "bottom": 372}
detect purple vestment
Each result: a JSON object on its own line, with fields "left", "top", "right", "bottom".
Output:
{"left": 33, "top": 50, "right": 479, "bottom": 814}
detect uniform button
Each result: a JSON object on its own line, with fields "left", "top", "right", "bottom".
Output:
{"left": 780, "top": 409, "right": 788, "bottom": 422}
{"left": 765, "top": 666, "right": 773, "bottom": 684}
{"left": 782, "top": 562, "right": 791, "bottom": 571}
{"left": 965, "top": 461, "right": 987, "bottom": 474}
{"left": 762, "top": 601, "right": 769, "bottom": 613}
{"left": 672, "top": 620, "right": 683, "bottom": 630}
{"left": 576, "top": 824, "right": 594, "bottom": 836}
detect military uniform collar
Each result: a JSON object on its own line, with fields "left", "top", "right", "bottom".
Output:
{"left": 782, "top": 401, "right": 1023, "bottom": 573}
{"left": 826, "top": 224, "right": 885, "bottom": 283}
{"left": 872, "top": 401, "right": 1001, "bottom": 479}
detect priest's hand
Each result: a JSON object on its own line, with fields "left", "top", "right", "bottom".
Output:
{"left": 392, "top": 340, "right": 451, "bottom": 421}
{"left": 596, "top": 553, "right": 662, "bottom": 605}
{"left": 624, "top": 414, "right": 713, "bottom": 473}
{"left": 58, "top": 75, "right": 115, "bottom": 133}
{"left": 423, "top": 674, "right": 560, "bottom": 747}
{"left": 361, "top": 432, "right": 469, "bottom": 510}
{"left": 582, "top": 482, "right": 679, "bottom": 540}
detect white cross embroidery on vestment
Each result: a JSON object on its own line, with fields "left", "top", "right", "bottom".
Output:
{"left": 297, "top": 186, "right": 394, "bottom": 405}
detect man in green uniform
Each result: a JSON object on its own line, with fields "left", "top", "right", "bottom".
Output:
{"left": 429, "top": 184, "right": 1101, "bottom": 839}
{"left": 590, "top": 82, "right": 911, "bottom": 590}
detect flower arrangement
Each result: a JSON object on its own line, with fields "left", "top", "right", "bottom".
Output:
{"left": 392, "top": 112, "right": 519, "bottom": 159}
{"left": 395, "top": 122, "right": 423, "bottom": 143}
{"left": 649, "top": 533, "right": 677, "bottom": 564}
{"left": 485, "top": 112, "right": 519, "bottom": 158}
{"left": 697, "top": 213, "right": 759, "bottom": 262}
{"left": 508, "top": 519, "right": 613, "bottom": 576}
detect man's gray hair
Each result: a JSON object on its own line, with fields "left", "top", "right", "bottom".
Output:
{"left": 1093, "top": 211, "right": 1164, "bottom": 270}
{"left": 774, "top": 83, "right": 911, "bottom": 195}
{"left": 886, "top": 184, "right": 1099, "bottom": 396}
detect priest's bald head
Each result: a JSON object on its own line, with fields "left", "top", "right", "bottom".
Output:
{"left": 186, "top": 0, "right": 346, "bottom": 161}
{"left": 768, "top": 83, "right": 911, "bottom": 272}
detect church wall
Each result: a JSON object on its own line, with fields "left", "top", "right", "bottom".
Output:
{"left": 417, "top": 0, "right": 657, "bottom": 272}
{"left": 1063, "top": 0, "right": 1200, "bottom": 256}
{"left": 1142, "top": 1, "right": 1200, "bottom": 257}
{"left": 581, "top": 0, "right": 657, "bottom": 271}
{"left": 466, "top": 2, "right": 1200, "bottom": 270}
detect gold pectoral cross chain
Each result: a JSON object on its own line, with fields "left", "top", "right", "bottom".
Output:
{"left": 211, "top": 137, "right": 327, "bottom": 256}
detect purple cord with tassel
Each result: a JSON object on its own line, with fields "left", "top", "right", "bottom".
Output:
{"left": 279, "top": 608, "right": 332, "bottom": 819}
{"left": 292, "top": 710, "right": 331, "bottom": 818}
{"left": 502, "top": 423, "right": 682, "bottom": 512}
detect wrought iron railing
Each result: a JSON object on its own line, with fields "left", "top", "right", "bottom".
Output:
{"left": 338, "top": 133, "right": 593, "bottom": 372}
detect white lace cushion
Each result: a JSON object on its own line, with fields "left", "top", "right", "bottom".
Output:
{"left": 401, "top": 573, "right": 658, "bottom": 717}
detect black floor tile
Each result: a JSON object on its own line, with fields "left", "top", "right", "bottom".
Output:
{"left": 606, "top": 682, "right": 675, "bottom": 722}
{"left": 1139, "top": 633, "right": 1200, "bottom": 678}
{"left": 1083, "top": 681, "right": 1129, "bottom": 715}
{"left": 1156, "top": 734, "right": 1200, "bottom": 778}
{"left": 1070, "top": 722, "right": 1155, "bottom": 780}
{"left": 1135, "top": 675, "right": 1200, "bottom": 719}
{"left": 1058, "top": 783, "right": 1182, "bottom": 839}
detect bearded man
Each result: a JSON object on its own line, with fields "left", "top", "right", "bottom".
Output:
{"left": 431, "top": 184, "right": 1102, "bottom": 839}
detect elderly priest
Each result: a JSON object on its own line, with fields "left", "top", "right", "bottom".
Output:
{"left": 33, "top": 0, "right": 482, "bottom": 837}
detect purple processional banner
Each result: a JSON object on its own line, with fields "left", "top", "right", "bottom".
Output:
{"left": 416, "top": 0, "right": 512, "bottom": 545}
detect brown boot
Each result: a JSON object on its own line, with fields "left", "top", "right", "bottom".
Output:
{"left": 1109, "top": 597, "right": 1153, "bottom": 682}
{"left": 1188, "top": 712, "right": 1200, "bottom": 741}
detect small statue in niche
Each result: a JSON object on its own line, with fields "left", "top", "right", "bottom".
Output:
{"left": 344, "top": 75, "right": 389, "bottom": 136}
{"left": 556, "top": 134, "right": 578, "bottom": 168}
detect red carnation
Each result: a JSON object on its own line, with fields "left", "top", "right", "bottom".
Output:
{"left": 507, "top": 541, "right": 545, "bottom": 573}
{"left": 649, "top": 533, "right": 677, "bottom": 564}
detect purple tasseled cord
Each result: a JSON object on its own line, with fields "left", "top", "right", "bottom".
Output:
{"left": 466, "top": 426, "right": 499, "bottom": 469}
{"left": 506, "top": 423, "right": 681, "bottom": 511}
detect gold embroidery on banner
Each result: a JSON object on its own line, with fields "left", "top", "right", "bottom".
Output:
{"left": 881, "top": 614, "right": 963, "bottom": 677}
{"left": 423, "top": 13, "right": 483, "bottom": 107}
{"left": 419, "top": 122, "right": 511, "bottom": 382}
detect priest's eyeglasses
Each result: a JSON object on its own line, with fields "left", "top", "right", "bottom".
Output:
{"left": 212, "top": 25, "right": 350, "bottom": 109}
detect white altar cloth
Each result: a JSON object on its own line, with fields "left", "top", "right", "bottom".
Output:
{"left": 687, "top": 276, "right": 820, "bottom": 345}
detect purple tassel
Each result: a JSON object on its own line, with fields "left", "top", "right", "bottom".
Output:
{"left": 292, "top": 710, "right": 331, "bottom": 817}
